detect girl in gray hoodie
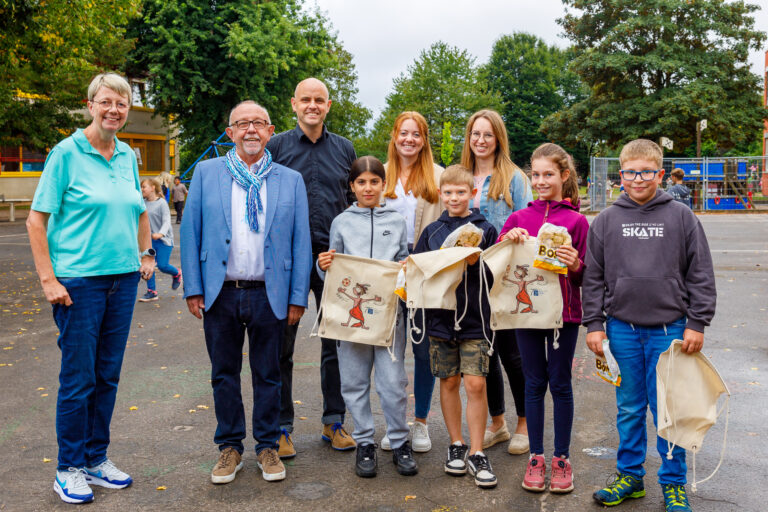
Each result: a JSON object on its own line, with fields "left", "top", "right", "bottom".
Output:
{"left": 317, "top": 156, "right": 416, "bottom": 479}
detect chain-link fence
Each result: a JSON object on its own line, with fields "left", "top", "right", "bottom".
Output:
{"left": 588, "top": 156, "right": 768, "bottom": 212}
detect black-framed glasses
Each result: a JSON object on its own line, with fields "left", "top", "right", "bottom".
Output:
{"left": 620, "top": 169, "right": 660, "bottom": 181}
{"left": 230, "top": 119, "right": 270, "bottom": 130}
{"left": 92, "top": 99, "right": 129, "bottom": 111}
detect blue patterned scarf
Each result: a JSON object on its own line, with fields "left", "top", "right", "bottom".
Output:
{"left": 225, "top": 147, "right": 273, "bottom": 232}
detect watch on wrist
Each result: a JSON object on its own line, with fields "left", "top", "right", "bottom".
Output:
{"left": 140, "top": 248, "right": 156, "bottom": 258}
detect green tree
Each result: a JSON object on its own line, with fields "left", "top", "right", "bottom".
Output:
{"left": 127, "top": 0, "right": 368, "bottom": 169}
{"left": 321, "top": 44, "right": 372, "bottom": 142}
{"left": 485, "top": 33, "right": 588, "bottom": 166}
{"left": 0, "top": 0, "right": 140, "bottom": 149}
{"left": 542, "top": 0, "right": 767, "bottom": 154}
{"left": 366, "top": 42, "right": 502, "bottom": 160}
{"left": 440, "top": 121, "right": 455, "bottom": 167}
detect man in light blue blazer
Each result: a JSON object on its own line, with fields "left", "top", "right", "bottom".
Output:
{"left": 180, "top": 101, "right": 311, "bottom": 485}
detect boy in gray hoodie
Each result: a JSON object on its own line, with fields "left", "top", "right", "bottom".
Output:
{"left": 583, "top": 140, "right": 715, "bottom": 512}
{"left": 317, "top": 156, "right": 416, "bottom": 479}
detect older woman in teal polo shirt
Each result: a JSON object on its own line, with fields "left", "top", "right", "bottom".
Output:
{"left": 27, "top": 73, "right": 155, "bottom": 505}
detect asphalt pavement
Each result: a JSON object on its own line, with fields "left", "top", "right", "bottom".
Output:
{"left": 0, "top": 213, "right": 765, "bottom": 511}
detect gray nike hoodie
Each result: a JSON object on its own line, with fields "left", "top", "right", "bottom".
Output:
{"left": 317, "top": 202, "right": 409, "bottom": 279}
{"left": 582, "top": 190, "right": 716, "bottom": 333}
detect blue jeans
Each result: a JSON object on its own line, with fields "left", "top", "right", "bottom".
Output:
{"left": 606, "top": 316, "right": 687, "bottom": 484}
{"left": 203, "top": 286, "right": 284, "bottom": 454}
{"left": 516, "top": 323, "right": 579, "bottom": 458}
{"left": 401, "top": 301, "right": 435, "bottom": 420}
{"left": 146, "top": 239, "right": 178, "bottom": 292}
{"left": 52, "top": 272, "right": 140, "bottom": 470}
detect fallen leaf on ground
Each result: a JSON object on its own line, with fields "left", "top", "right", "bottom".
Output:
{"left": 405, "top": 495, "right": 416, "bottom": 502}
{"left": 294, "top": 400, "right": 302, "bottom": 405}
{"left": 156, "top": 486, "right": 166, "bottom": 491}
{"left": 129, "top": 406, "right": 138, "bottom": 411}
{"left": 299, "top": 416, "right": 307, "bottom": 420}
{"left": 42, "top": 458, "right": 52, "bottom": 463}
{"left": 173, "top": 394, "right": 181, "bottom": 398}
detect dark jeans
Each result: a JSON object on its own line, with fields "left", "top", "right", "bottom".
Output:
{"left": 173, "top": 201, "right": 184, "bottom": 223}
{"left": 486, "top": 329, "right": 526, "bottom": 418}
{"left": 146, "top": 239, "right": 178, "bottom": 292}
{"left": 203, "top": 286, "right": 284, "bottom": 454}
{"left": 53, "top": 272, "right": 140, "bottom": 470}
{"left": 516, "top": 323, "right": 579, "bottom": 458}
{"left": 280, "top": 260, "right": 345, "bottom": 431}
{"left": 400, "top": 301, "right": 435, "bottom": 419}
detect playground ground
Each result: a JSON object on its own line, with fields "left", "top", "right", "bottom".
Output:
{"left": 0, "top": 213, "right": 766, "bottom": 511}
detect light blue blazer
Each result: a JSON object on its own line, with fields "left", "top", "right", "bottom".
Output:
{"left": 180, "top": 156, "right": 312, "bottom": 319}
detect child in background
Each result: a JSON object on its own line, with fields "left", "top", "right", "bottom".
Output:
{"left": 317, "top": 156, "right": 416, "bottom": 479}
{"left": 666, "top": 168, "right": 692, "bottom": 208}
{"left": 498, "top": 143, "right": 589, "bottom": 494}
{"left": 583, "top": 139, "right": 716, "bottom": 512}
{"left": 139, "top": 178, "right": 181, "bottom": 302}
{"left": 413, "top": 165, "right": 498, "bottom": 488}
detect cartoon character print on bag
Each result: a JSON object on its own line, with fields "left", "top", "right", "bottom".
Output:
{"left": 503, "top": 264, "right": 544, "bottom": 314}
{"left": 337, "top": 281, "right": 382, "bottom": 330}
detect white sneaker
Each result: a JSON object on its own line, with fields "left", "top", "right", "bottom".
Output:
{"left": 85, "top": 459, "right": 133, "bottom": 489}
{"left": 380, "top": 435, "right": 392, "bottom": 451}
{"left": 411, "top": 422, "right": 432, "bottom": 452}
{"left": 54, "top": 468, "right": 94, "bottom": 504}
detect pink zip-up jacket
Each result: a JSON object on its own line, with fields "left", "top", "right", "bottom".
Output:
{"left": 497, "top": 198, "right": 589, "bottom": 324}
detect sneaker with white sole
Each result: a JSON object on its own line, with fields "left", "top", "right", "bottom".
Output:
{"left": 257, "top": 448, "right": 286, "bottom": 481}
{"left": 54, "top": 468, "right": 94, "bottom": 504}
{"left": 138, "top": 290, "right": 158, "bottom": 302}
{"left": 444, "top": 442, "right": 469, "bottom": 475}
{"left": 85, "top": 459, "right": 133, "bottom": 489}
{"left": 467, "top": 452, "right": 497, "bottom": 488}
{"left": 411, "top": 421, "right": 432, "bottom": 452}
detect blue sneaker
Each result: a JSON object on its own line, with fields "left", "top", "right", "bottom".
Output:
{"left": 138, "top": 290, "right": 158, "bottom": 302}
{"left": 172, "top": 271, "right": 182, "bottom": 290}
{"left": 85, "top": 459, "right": 133, "bottom": 489}
{"left": 54, "top": 468, "right": 94, "bottom": 504}
{"left": 593, "top": 472, "right": 645, "bottom": 506}
{"left": 662, "top": 484, "right": 692, "bottom": 512}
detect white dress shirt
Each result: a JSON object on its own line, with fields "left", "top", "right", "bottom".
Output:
{"left": 225, "top": 154, "right": 267, "bottom": 281}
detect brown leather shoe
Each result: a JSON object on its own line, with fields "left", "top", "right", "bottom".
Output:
{"left": 278, "top": 430, "right": 296, "bottom": 459}
{"left": 256, "top": 448, "right": 286, "bottom": 481}
{"left": 322, "top": 422, "right": 356, "bottom": 451}
{"left": 211, "top": 447, "right": 243, "bottom": 484}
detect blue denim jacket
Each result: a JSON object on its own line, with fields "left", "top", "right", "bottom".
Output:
{"left": 476, "top": 171, "right": 534, "bottom": 232}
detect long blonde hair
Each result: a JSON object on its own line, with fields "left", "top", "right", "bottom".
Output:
{"left": 460, "top": 109, "right": 525, "bottom": 208}
{"left": 384, "top": 111, "right": 439, "bottom": 204}
{"left": 530, "top": 143, "right": 580, "bottom": 204}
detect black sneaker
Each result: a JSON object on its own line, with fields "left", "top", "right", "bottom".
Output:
{"left": 467, "top": 452, "right": 497, "bottom": 488}
{"left": 444, "top": 443, "right": 469, "bottom": 475}
{"left": 392, "top": 440, "right": 418, "bottom": 476}
{"left": 355, "top": 442, "right": 377, "bottom": 478}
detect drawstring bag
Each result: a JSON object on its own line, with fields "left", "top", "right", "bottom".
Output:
{"left": 311, "top": 253, "right": 402, "bottom": 361}
{"left": 481, "top": 239, "right": 563, "bottom": 331}
{"left": 405, "top": 246, "right": 482, "bottom": 345}
{"left": 656, "top": 340, "right": 730, "bottom": 492}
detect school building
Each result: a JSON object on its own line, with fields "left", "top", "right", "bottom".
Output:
{"left": 0, "top": 80, "right": 177, "bottom": 201}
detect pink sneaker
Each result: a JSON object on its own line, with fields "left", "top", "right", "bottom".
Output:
{"left": 522, "top": 454, "right": 546, "bottom": 492}
{"left": 549, "top": 456, "right": 574, "bottom": 493}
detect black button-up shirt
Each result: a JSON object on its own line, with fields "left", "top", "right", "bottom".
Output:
{"left": 267, "top": 125, "right": 356, "bottom": 251}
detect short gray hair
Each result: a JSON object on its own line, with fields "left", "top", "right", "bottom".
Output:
{"left": 228, "top": 100, "right": 270, "bottom": 126}
{"left": 88, "top": 73, "right": 132, "bottom": 104}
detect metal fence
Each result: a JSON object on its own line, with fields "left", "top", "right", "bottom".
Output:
{"left": 588, "top": 156, "right": 768, "bottom": 212}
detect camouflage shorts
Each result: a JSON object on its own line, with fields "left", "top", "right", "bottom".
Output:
{"left": 428, "top": 337, "right": 489, "bottom": 378}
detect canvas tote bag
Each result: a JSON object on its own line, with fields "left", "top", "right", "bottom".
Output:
{"left": 405, "top": 247, "right": 482, "bottom": 345}
{"left": 311, "top": 253, "right": 402, "bottom": 356}
{"left": 481, "top": 238, "right": 563, "bottom": 331}
{"left": 657, "top": 340, "right": 730, "bottom": 491}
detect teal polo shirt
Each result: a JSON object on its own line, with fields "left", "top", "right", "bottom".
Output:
{"left": 31, "top": 129, "right": 146, "bottom": 277}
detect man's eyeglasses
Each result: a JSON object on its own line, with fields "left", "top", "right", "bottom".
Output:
{"left": 92, "top": 99, "right": 129, "bottom": 112}
{"left": 231, "top": 119, "right": 270, "bottom": 130}
{"left": 620, "top": 169, "right": 660, "bottom": 181}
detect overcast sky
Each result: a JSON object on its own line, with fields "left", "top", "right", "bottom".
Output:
{"left": 308, "top": 0, "right": 768, "bottom": 118}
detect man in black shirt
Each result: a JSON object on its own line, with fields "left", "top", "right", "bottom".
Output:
{"left": 267, "top": 78, "right": 357, "bottom": 458}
